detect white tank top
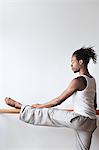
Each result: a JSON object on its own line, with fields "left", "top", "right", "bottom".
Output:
{"left": 73, "top": 75, "right": 96, "bottom": 119}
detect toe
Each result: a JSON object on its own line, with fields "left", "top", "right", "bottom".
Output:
{"left": 5, "top": 97, "right": 9, "bottom": 103}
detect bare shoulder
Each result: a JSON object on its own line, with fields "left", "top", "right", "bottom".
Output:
{"left": 67, "top": 77, "right": 81, "bottom": 91}
{"left": 75, "top": 76, "right": 87, "bottom": 91}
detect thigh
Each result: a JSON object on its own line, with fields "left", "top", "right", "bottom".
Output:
{"left": 51, "top": 109, "right": 80, "bottom": 128}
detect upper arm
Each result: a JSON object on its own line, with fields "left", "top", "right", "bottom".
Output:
{"left": 58, "top": 78, "right": 80, "bottom": 102}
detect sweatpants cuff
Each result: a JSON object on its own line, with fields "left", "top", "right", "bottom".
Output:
{"left": 19, "top": 104, "right": 30, "bottom": 120}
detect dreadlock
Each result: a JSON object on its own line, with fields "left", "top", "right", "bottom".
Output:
{"left": 72, "top": 47, "right": 97, "bottom": 65}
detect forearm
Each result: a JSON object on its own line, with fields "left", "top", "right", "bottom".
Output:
{"left": 31, "top": 97, "right": 62, "bottom": 108}
{"left": 42, "top": 97, "right": 62, "bottom": 108}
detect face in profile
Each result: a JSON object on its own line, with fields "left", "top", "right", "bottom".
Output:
{"left": 71, "top": 55, "right": 81, "bottom": 73}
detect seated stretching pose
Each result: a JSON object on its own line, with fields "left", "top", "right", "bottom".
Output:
{"left": 5, "top": 47, "right": 97, "bottom": 150}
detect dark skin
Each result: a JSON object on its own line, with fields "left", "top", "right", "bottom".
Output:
{"left": 5, "top": 55, "right": 97, "bottom": 110}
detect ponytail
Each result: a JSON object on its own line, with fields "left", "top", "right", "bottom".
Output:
{"left": 73, "top": 46, "right": 97, "bottom": 65}
{"left": 84, "top": 47, "right": 97, "bottom": 64}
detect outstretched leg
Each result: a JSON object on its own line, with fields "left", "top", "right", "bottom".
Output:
{"left": 5, "top": 97, "right": 22, "bottom": 109}
{"left": 5, "top": 97, "right": 74, "bottom": 127}
{"left": 19, "top": 105, "right": 81, "bottom": 128}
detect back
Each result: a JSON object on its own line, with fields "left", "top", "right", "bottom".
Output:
{"left": 73, "top": 75, "right": 96, "bottom": 119}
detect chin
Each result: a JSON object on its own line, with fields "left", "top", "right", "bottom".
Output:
{"left": 74, "top": 71, "right": 78, "bottom": 73}
{"left": 73, "top": 69, "right": 79, "bottom": 73}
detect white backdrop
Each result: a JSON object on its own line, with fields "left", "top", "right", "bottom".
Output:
{"left": 0, "top": 0, "right": 99, "bottom": 150}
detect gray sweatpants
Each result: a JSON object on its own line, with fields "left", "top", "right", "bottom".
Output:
{"left": 19, "top": 105, "right": 97, "bottom": 150}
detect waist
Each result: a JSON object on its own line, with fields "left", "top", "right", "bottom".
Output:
{"left": 74, "top": 106, "right": 96, "bottom": 119}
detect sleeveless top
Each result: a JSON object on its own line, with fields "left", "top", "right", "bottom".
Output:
{"left": 73, "top": 75, "right": 96, "bottom": 119}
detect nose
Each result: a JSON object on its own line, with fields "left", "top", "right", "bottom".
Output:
{"left": 71, "top": 64, "right": 73, "bottom": 68}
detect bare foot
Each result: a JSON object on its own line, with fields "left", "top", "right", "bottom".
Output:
{"left": 5, "top": 97, "right": 22, "bottom": 109}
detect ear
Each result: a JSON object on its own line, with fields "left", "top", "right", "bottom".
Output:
{"left": 79, "top": 59, "right": 83, "bottom": 65}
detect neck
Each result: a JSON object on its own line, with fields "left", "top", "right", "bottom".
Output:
{"left": 79, "top": 67, "right": 90, "bottom": 76}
